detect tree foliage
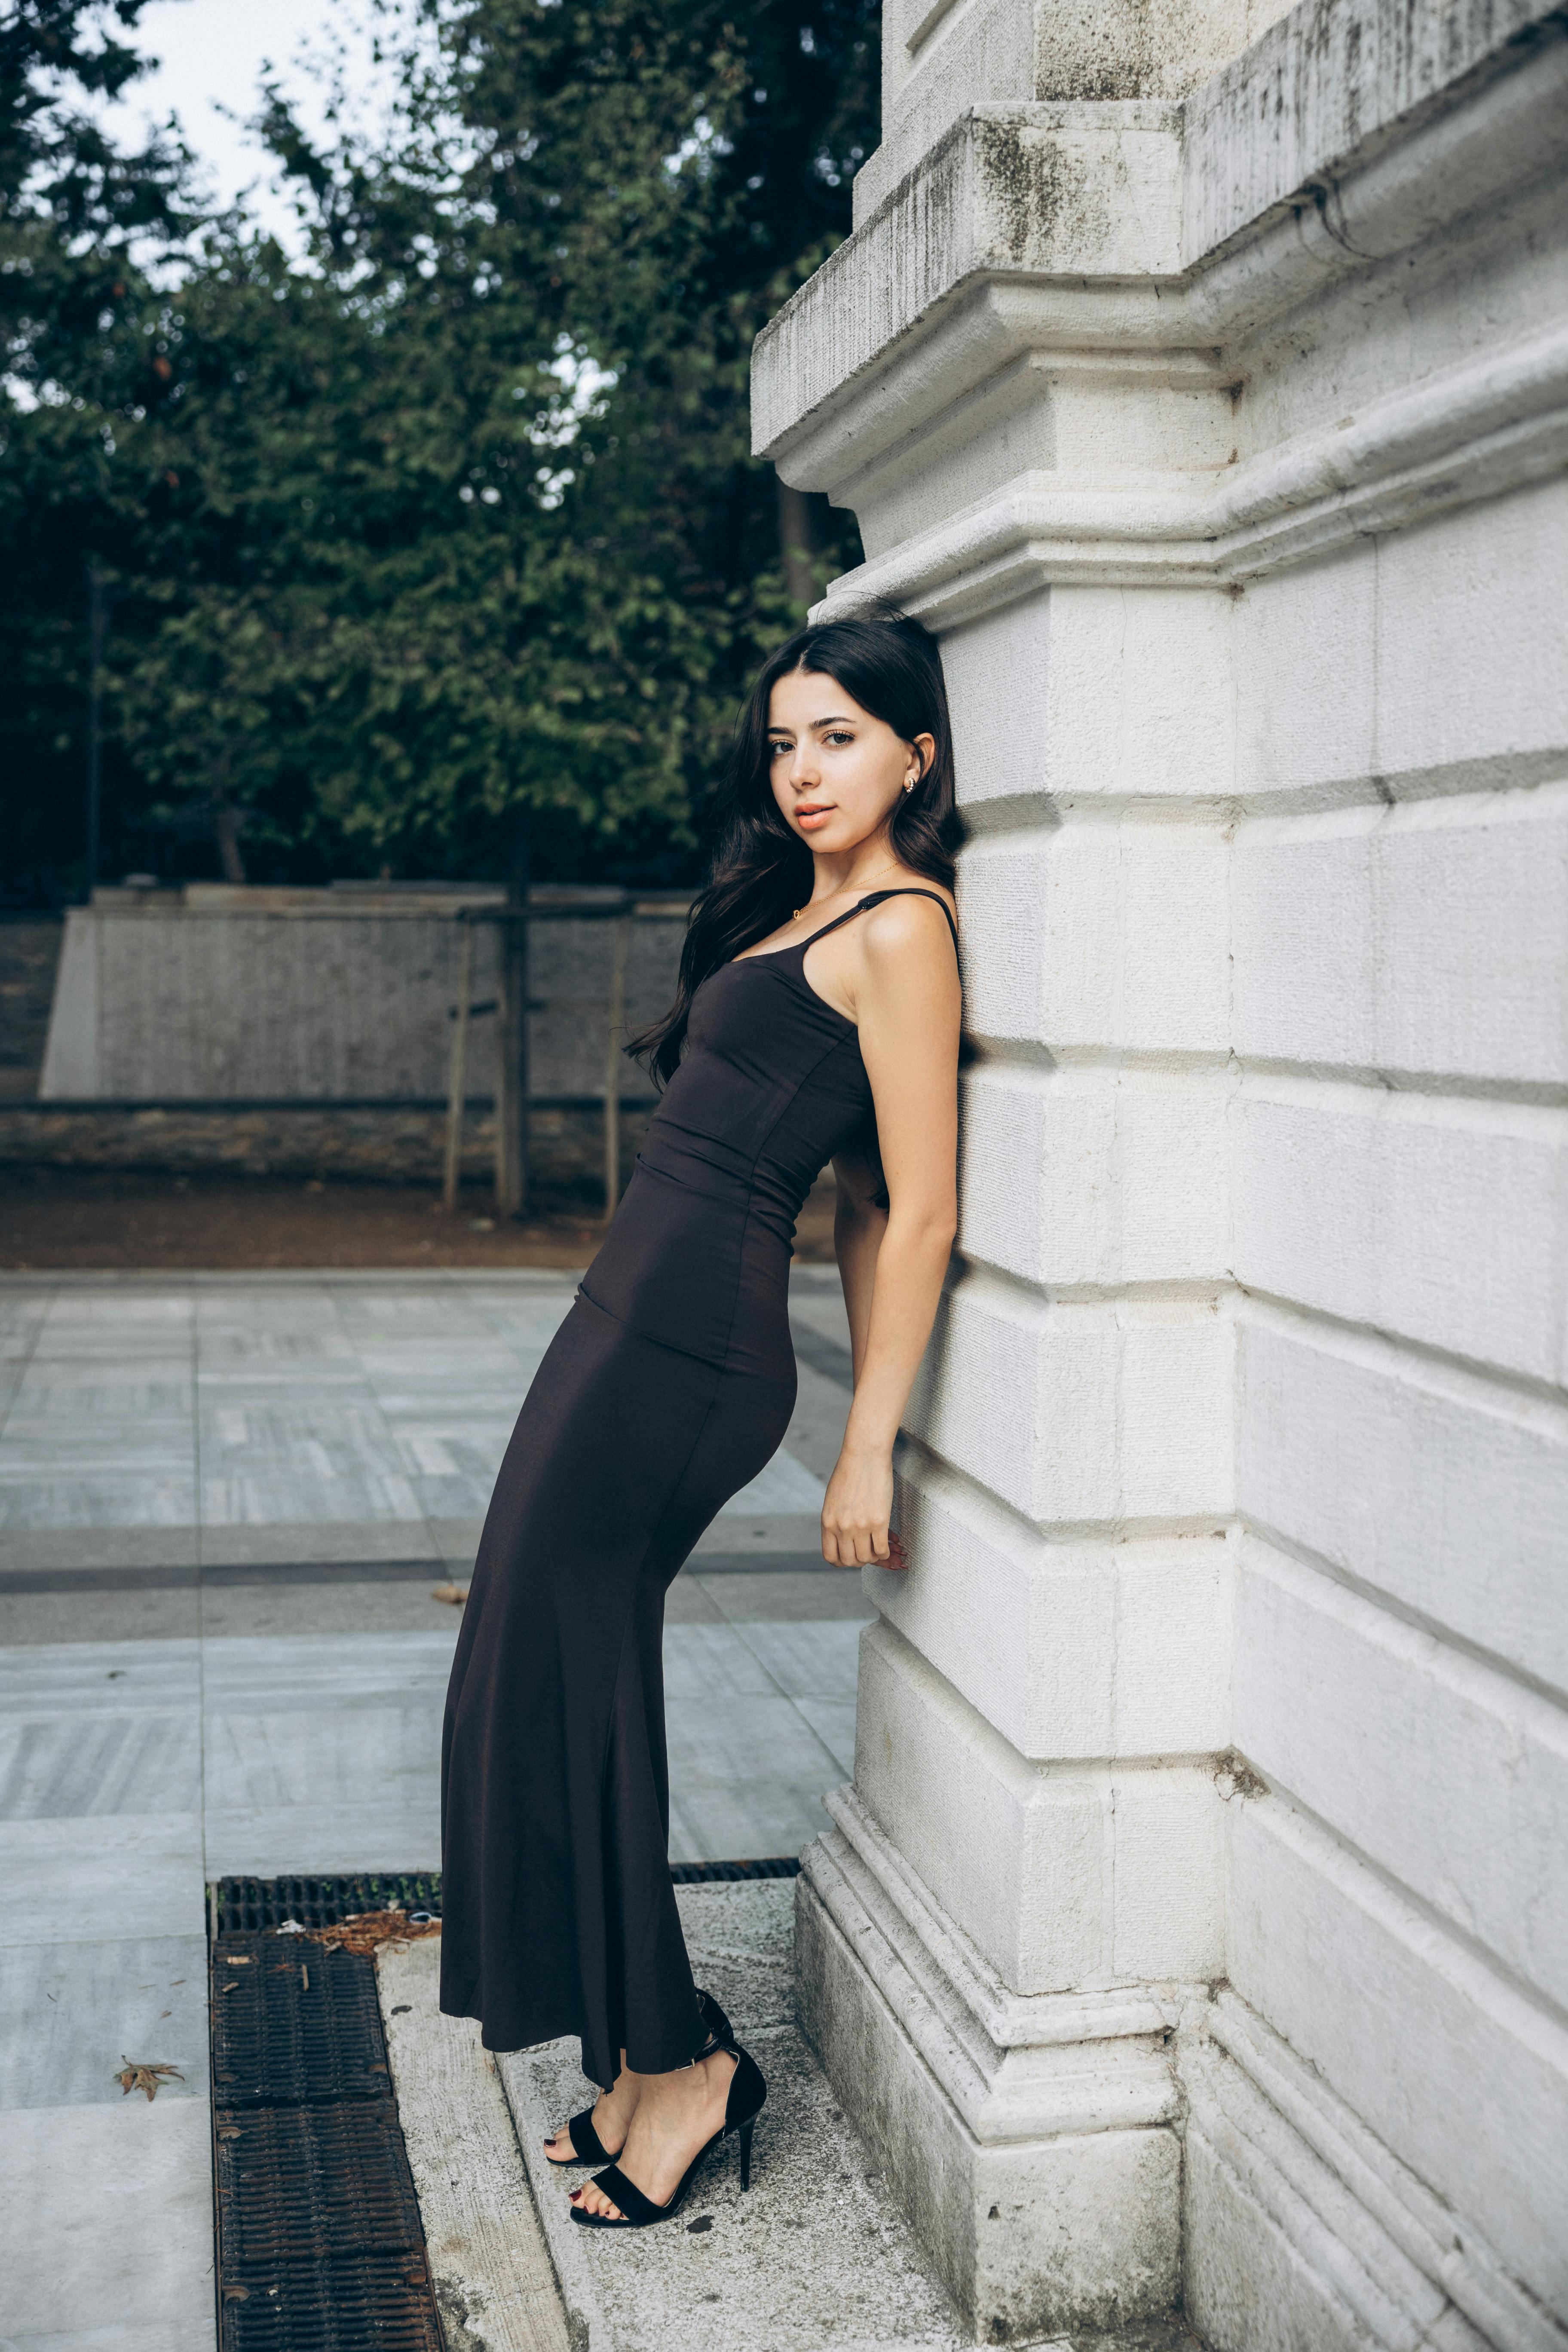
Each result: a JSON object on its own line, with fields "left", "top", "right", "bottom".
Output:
{"left": 1, "top": 0, "right": 879, "bottom": 902}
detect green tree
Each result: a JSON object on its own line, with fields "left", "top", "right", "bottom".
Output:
{"left": 0, "top": 0, "right": 198, "bottom": 899}
{"left": 1, "top": 0, "right": 880, "bottom": 902}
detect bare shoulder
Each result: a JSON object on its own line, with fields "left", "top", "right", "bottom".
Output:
{"left": 860, "top": 884, "right": 959, "bottom": 945}
{"left": 857, "top": 884, "right": 959, "bottom": 973}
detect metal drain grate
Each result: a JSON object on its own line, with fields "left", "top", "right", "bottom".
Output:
{"left": 215, "top": 2107, "right": 428, "bottom": 2266}
{"left": 211, "top": 1920, "right": 438, "bottom": 2349}
{"left": 218, "top": 2254, "right": 441, "bottom": 2350}
{"left": 212, "top": 1936, "right": 392, "bottom": 2107}
{"left": 213, "top": 1874, "right": 443, "bottom": 1937}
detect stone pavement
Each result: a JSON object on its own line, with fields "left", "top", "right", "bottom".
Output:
{"left": 0, "top": 1265, "right": 872, "bottom": 2352}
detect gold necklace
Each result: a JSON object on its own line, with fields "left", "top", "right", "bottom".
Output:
{"left": 792, "top": 865, "right": 904, "bottom": 922}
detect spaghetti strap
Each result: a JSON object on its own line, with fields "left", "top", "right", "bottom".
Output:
{"left": 803, "top": 888, "right": 961, "bottom": 963}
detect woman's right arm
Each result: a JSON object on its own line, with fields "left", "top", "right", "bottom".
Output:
{"left": 830, "top": 1146, "right": 889, "bottom": 1387}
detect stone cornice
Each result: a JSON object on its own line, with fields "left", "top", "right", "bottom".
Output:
{"left": 1183, "top": 0, "right": 1561, "bottom": 261}
{"left": 814, "top": 311, "right": 1568, "bottom": 616}
{"left": 752, "top": 6, "right": 1568, "bottom": 490}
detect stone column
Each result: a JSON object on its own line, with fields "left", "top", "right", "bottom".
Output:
{"left": 754, "top": 2, "right": 1568, "bottom": 2343}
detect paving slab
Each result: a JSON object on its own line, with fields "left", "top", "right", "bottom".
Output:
{"left": 0, "top": 1811, "right": 205, "bottom": 1945}
{"left": 0, "top": 2098, "right": 214, "bottom": 2345}
{"left": 699, "top": 1569, "right": 874, "bottom": 1622}
{"left": 198, "top": 1577, "right": 472, "bottom": 1639}
{"left": 665, "top": 1695, "right": 847, "bottom": 1863}
{"left": 498, "top": 1881, "right": 966, "bottom": 2352}
{"left": 690, "top": 1509, "right": 824, "bottom": 1559}
{"left": 793, "top": 1696, "right": 858, "bottom": 1776}
{"left": 0, "top": 1525, "right": 202, "bottom": 1575}
{"left": 0, "top": 1703, "right": 201, "bottom": 1817}
{"left": 0, "top": 1934, "right": 208, "bottom": 2108}
{"left": 0, "top": 1586, "right": 201, "bottom": 1646}
{"left": 198, "top": 1513, "right": 443, "bottom": 1568}
{"left": 0, "top": 1635, "right": 200, "bottom": 1714}
{"left": 664, "top": 1577, "right": 726, "bottom": 1625}
{"left": 203, "top": 1797, "right": 444, "bottom": 1879}
{"left": 730, "top": 1617, "right": 864, "bottom": 1700}
{"left": 199, "top": 1626, "right": 458, "bottom": 1703}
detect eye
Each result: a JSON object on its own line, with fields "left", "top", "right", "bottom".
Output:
{"left": 824, "top": 729, "right": 854, "bottom": 747}
{"left": 768, "top": 738, "right": 791, "bottom": 758}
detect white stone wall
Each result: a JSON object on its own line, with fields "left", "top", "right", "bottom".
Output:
{"left": 756, "top": 0, "right": 1568, "bottom": 2342}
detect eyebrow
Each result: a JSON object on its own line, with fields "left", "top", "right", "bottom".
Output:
{"left": 768, "top": 714, "right": 858, "bottom": 734}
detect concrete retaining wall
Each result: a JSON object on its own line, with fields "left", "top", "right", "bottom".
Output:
{"left": 39, "top": 883, "right": 689, "bottom": 1105}
{"left": 0, "top": 918, "right": 64, "bottom": 1098}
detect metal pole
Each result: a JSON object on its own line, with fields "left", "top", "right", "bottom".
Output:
{"left": 85, "top": 564, "right": 107, "bottom": 898}
{"left": 602, "top": 910, "right": 631, "bottom": 1220}
{"left": 442, "top": 917, "right": 474, "bottom": 1213}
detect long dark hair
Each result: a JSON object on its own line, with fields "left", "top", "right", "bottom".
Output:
{"left": 631, "top": 603, "right": 967, "bottom": 1085}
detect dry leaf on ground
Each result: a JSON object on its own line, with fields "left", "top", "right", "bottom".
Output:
{"left": 281, "top": 1909, "right": 442, "bottom": 1957}
{"left": 114, "top": 2057, "right": 185, "bottom": 2101}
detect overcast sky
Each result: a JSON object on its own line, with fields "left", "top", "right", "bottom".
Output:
{"left": 95, "top": 0, "right": 414, "bottom": 247}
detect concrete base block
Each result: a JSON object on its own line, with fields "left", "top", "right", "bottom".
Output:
{"left": 796, "top": 1798, "right": 1185, "bottom": 2341}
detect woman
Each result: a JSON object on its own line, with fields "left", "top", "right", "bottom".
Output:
{"left": 439, "top": 602, "right": 965, "bottom": 2230}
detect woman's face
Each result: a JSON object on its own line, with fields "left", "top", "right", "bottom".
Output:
{"left": 766, "top": 667, "right": 933, "bottom": 857}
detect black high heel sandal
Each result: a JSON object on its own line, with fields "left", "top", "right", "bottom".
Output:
{"left": 543, "top": 1988, "right": 734, "bottom": 2166}
{"left": 569, "top": 2022, "right": 766, "bottom": 2229}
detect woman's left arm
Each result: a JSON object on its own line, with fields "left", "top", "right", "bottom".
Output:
{"left": 820, "top": 898, "right": 961, "bottom": 1567}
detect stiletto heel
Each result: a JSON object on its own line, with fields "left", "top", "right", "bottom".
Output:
{"left": 571, "top": 2026, "right": 768, "bottom": 2229}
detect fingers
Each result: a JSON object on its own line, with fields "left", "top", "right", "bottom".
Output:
{"left": 821, "top": 1522, "right": 896, "bottom": 1568}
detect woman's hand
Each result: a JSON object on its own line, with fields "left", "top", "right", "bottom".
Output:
{"left": 821, "top": 1442, "right": 899, "bottom": 1567}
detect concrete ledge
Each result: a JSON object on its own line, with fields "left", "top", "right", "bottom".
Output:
{"left": 378, "top": 1935, "right": 573, "bottom": 2352}
{"left": 759, "top": 0, "right": 1567, "bottom": 447}
{"left": 1184, "top": 0, "right": 1562, "bottom": 259}
{"left": 497, "top": 1881, "right": 971, "bottom": 2352}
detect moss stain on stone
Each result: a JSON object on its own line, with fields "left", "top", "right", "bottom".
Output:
{"left": 974, "top": 114, "right": 1104, "bottom": 268}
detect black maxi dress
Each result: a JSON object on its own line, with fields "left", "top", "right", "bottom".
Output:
{"left": 439, "top": 887, "right": 961, "bottom": 2088}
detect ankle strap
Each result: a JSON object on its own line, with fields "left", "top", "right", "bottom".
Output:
{"left": 684, "top": 2024, "right": 735, "bottom": 2067}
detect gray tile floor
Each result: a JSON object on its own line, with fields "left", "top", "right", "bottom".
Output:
{"left": 0, "top": 1265, "right": 867, "bottom": 2350}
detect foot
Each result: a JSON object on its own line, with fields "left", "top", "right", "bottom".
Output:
{"left": 545, "top": 2058, "right": 639, "bottom": 2164}
{"left": 569, "top": 2046, "right": 738, "bottom": 2219}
